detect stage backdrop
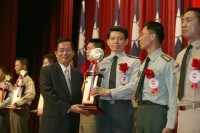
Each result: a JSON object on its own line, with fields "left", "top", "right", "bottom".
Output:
{"left": 76, "top": 0, "right": 197, "bottom": 72}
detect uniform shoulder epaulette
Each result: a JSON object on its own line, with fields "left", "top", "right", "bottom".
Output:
{"left": 126, "top": 54, "right": 139, "bottom": 59}
{"left": 161, "top": 53, "right": 172, "bottom": 62}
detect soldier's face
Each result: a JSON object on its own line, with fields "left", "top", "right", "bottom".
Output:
{"left": 107, "top": 31, "right": 128, "bottom": 53}
{"left": 182, "top": 11, "right": 200, "bottom": 41}
{"left": 139, "top": 26, "right": 154, "bottom": 50}
{"left": 86, "top": 43, "right": 96, "bottom": 61}
{"left": 42, "top": 58, "right": 51, "bottom": 67}
{"left": 15, "top": 60, "right": 26, "bottom": 74}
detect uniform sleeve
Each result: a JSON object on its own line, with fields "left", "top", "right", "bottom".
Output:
{"left": 0, "top": 83, "right": 13, "bottom": 108}
{"left": 164, "top": 61, "right": 178, "bottom": 129}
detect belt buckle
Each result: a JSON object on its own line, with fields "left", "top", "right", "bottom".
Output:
{"left": 179, "top": 106, "right": 186, "bottom": 111}
{"left": 146, "top": 100, "right": 152, "bottom": 105}
{"left": 109, "top": 100, "right": 115, "bottom": 104}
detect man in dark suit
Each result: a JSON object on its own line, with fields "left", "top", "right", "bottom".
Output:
{"left": 39, "top": 38, "right": 88, "bottom": 133}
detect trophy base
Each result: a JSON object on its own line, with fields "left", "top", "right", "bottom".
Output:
{"left": 81, "top": 104, "right": 105, "bottom": 114}
{"left": 10, "top": 107, "right": 26, "bottom": 112}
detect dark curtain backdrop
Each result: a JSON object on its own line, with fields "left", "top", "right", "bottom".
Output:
{"left": 60, "top": 0, "right": 74, "bottom": 38}
{"left": 0, "top": 0, "right": 18, "bottom": 79}
{"left": 0, "top": 0, "right": 199, "bottom": 133}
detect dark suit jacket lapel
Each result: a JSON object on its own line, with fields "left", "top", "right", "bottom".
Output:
{"left": 70, "top": 66, "right": 75, "bottom": 97}
{"left": 71, "top": 66, "right": 82, "bottom": 98}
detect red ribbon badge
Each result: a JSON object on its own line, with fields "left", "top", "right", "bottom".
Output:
{"left": 144, "top": 69, "right": 155, "bottom": 79}
{"left": 192, "top": 58, "right": 200, "bottom": 70}
{"left": 190, "top": 58, "right": 200, "bottom": 89}
{"left": 151, "top": 88, "right": 159, "bottom": 95}
{"left": 191, "top": 83, "right": 198, "bottom": 89}
{"left": 119, "top": 63, "right": 129, "bottom": 85}
{"left": 119, "top": 63, "right": 129, "bottom": 74}
{"left": 145, "top": 69, "right": 159, "bottom": 95}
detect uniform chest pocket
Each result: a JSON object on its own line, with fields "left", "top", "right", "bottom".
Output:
{"left": 173, "top": 61, "right": 180, "bottom": 74}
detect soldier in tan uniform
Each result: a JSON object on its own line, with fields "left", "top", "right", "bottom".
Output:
{"left": 175, "top": 8, "right": 200, "bottom": 133}
{"left": 79, "top": 38, "right": 105, "bottom": 133}
{"left": 9, "top": 57, "right": 36, "bottom": 133}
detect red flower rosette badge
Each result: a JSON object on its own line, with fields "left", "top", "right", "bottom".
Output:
{"left": 119, "top": 63, "right": 129, "bottom": 85}
{"left": 189, "top": 58, "right": 200, "bottom": 90}
{"left": 144, "top": 69, "right": 159, "bottom": 95}
{"left": 192, "top": 58, "right": 200, "bottom": 70}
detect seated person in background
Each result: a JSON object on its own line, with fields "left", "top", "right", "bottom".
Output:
{"left": 37, "top": 54, "right": 57, "bottom": 116}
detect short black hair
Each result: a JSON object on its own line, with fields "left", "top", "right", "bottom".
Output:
{"left": 15, "top": 57, "right": 29, "bottom": 68}
{"left": 55, "top": 38, "right": 74, "bottom": 51}
{"left": 0, "top": 66, "right": 12, "bottom": 81}
{"left": 87, "top": 38, "right": 105, "bottom": 50}
{"left": 144, "top": 21, "right": 165, "bottom": 44}
{"left": 43, "top": 54, "right": 57, "bottom": 65}
{"left": 0, "top": 66, "right": 10, "bottom": 75}
{"left": 184, "top": 7, "right": 200, "bottom": 22}
{"left": 107, "top": 26, "right": 128, "bottom": 39}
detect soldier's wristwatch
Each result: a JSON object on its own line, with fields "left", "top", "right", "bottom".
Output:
{"left": 106, "top": 89, "right": 111, "bottom": 96}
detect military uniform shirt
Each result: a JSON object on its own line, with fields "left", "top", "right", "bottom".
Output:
{"left": 11, "top": 75, "right": 35, "bottom": 106}
{"left": 140, "top": 48, "right": 177, "bottom": 129}
{"left": 175, "top": 39, "right": 200, "bottom": 104}
{"left": 99, "top": 51, "right": 141, "bottom": 100}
